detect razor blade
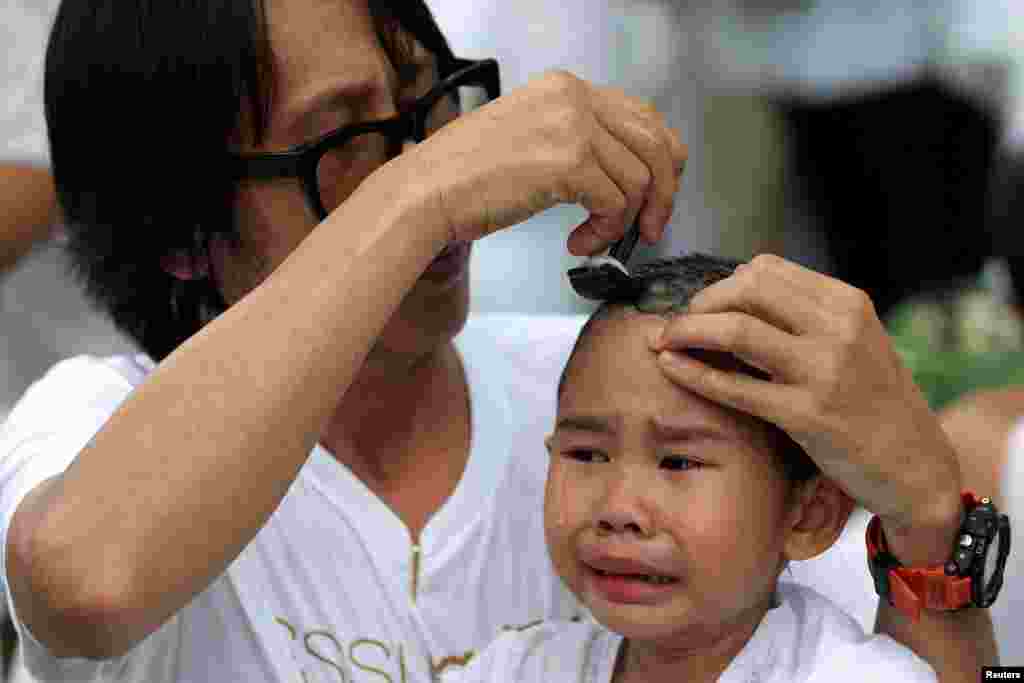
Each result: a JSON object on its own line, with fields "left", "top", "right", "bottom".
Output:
{"left": 568, "top": 222, "right": 642, "bottom": 301}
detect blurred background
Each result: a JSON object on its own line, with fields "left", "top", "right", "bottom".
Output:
{"left": 4, "top": 0, "right": 1024, "bottom": 412}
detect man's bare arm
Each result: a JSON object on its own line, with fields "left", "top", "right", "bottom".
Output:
{"left": 0, "top": 164, "right": 59, "bottom": 273}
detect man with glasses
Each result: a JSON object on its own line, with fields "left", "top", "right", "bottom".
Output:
{"left": 0, "top": 0, "right": 999, "bottom": 681}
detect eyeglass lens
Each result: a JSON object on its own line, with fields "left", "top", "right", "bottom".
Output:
{"left": 315, "top": 81, "right": 491, "bottom": 216}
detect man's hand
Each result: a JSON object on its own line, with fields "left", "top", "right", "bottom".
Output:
{"left": 649, "top": 253, "right": 963, "bottom": 565}
{"left": 395, "top": 70, "right": 687, "bottom": 256}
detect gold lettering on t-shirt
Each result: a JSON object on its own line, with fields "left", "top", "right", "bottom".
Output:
{"left": 276, "top": 617, "right": 299, "bottom": 640}
{"left": 305, "top": 630, "right": 351, "bottom": 683}
{"left": 275, "top": 617, "right": 315, "bottom": 683}
{"left": 350, "top": 638, "right": 394, "bottom": 683}
{"left": 397, "top": 644, "right": 410, "bottom": 683}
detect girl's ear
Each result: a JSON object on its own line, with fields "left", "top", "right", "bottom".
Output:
{"left": 783, "top": 476, "right": 855, "bottom": 562}
{"left": 160, "top": 251, "right": 210, "bottom": 280}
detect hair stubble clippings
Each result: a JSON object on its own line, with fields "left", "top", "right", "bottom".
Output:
{"left": 568, "top": 222, "right": 643, "bottom": 301}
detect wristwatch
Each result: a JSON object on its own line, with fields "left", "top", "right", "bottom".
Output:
{"left": 866, "top": 491, "right": 1011, "bottom": 622}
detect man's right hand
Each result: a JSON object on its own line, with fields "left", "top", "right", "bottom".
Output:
{"left": 390, "top": 70, "right": 688, "bottom": 256}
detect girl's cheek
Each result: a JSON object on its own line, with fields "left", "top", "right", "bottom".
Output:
{"left": 545, "top": 461, "right": 599, "bottom": 531}
{"left": 546, "top": 462, "right": 575, "bottom": 530}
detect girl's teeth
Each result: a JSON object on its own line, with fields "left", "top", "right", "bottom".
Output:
{"left": 594, "top": 569, "right": 675, "bottom": 584}
{"left": 644, "top": 575, "right": 675, "bottom": 584}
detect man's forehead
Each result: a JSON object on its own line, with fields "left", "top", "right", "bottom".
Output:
{"left": 266, "top": 0, "right": 430, "bottom": 81}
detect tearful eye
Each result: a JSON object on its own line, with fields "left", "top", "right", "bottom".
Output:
{"left": 660, "top": 455, "right": 700, "bottom": 471}
{"left": 564, "top": 449, "right": 608, "bottom": 464}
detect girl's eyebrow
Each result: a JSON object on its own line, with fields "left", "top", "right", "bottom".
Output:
{"left": 650, "top": 417, "right": 728, "bottom": 443}
{"left": 554, "top": 415, "right": 615, "bottom": 434}
{"left": 555, "top": 415, "right": 729, "bottom": 443}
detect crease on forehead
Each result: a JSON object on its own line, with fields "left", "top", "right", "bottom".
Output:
{"left": 556, "top": 313, "right": 780, "bottom": 461}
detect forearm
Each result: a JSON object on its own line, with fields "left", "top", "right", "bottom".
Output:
{"left": 875, "top": 491, "right": 999, "bottom": 681}
{"left": 0, "top": 164, "right": 59, "bottom": 272}
{"left": 19, "top": 166, "right": 446, "bottom": 656}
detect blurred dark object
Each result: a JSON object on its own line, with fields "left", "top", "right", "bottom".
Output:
{"left": 885, "top": 137, "right": 1024, "bottom": 411}
{"left": 2, "top": 615, "right": 14, "bottom": 677}
{"left": 776, "top": 75, "right": 1000, "bottom": 319}
{"left": 988, "top": 148, "right": 1024, "bottom": 310}
{"left": 730, "top": 0, "right": 814, "bottom": 19}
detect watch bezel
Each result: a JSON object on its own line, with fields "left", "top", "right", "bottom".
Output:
{"left": 970, "top": 509, "right": 1011, "bottom": 608}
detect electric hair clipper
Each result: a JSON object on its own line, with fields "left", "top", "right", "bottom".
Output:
{"left": 567, "top": 222, "right": 642, "bottom": 300}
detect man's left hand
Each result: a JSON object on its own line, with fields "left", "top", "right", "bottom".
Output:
{"left": 651, "top": 254, "right": 962, "bottom": 565}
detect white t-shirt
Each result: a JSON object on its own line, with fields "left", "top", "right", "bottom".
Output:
{"left": 0, "top": 313, "right": 884, "bottom": 681}
{"left": 453, "top": 582, "right": 936, "bottom": 683}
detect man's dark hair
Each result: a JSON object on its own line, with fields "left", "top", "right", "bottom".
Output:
{"left": 559, "top": 253, "right": 820, "bottom": 484}
{"left": 45, "top": 0, "right": 455, "bottom": 361}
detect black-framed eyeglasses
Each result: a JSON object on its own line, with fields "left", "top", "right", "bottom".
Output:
{"left": 231, "top": 57, "right": 500, "bottom": 221}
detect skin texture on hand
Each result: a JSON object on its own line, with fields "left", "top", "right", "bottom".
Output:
{"left": 396, "top": 70, "right": 686, "bottom": 254}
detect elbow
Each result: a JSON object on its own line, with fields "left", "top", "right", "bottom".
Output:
{"left": 17, "top": 528, "right": 152, "bottom": 659}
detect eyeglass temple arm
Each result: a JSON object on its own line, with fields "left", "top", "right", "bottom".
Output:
{"left": 233, "top": 154, "right": 304, "bottom": 181}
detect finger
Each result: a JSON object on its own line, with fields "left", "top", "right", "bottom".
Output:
{"left": 614, "top": 94, "right": 687, "bottom": 243}
{"left": 656, "top": 347, "right": 809, "bottom": 432}
{"left": 655, "top": 311, "right": 815, "bottom": 384}
{"left": 591, "top": 89, "right": 678, "bottom": 244}
{"left": 614, "top": 92, "right": 687, "bottom": 176}
{"left": 590, "top": 125, "right": 655, "bottom": 239}
{"left": 563, "top": 164, "right": 629, "bottom": 256}
{"left": 681, "top": 265, "right": 832, "bottom": 337}
{"left": 735, "top": 254, "right": 849, "bottom": 311}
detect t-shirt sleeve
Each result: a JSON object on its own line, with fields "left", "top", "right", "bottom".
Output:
{"left": 0, "top": 357, "right": 141, "bottom": 679}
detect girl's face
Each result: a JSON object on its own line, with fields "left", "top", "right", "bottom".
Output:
{"left": 545, "top": 312, "right": 803, "bottom": 650}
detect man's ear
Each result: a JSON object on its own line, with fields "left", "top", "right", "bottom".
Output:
{"left": 160, "top": 250, "right": 210, "bottom": 281}
{"left": 783, "top": 476, "right": 855, "bottom": 562}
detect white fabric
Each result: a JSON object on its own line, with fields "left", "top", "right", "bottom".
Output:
{"left": 454, "top": 582, "right": 936, "bottom": 683}
{"left": 0, "top": 313, "right": 886, "bottom": 681}
{"left": 0, "top": 1, "right": 58, "bottom": 165}
{"left": 0, "top": 314, "right": 588, "bottom": 682}
{"left": 998, "top": 418, "right": 1024, "bottom": 664}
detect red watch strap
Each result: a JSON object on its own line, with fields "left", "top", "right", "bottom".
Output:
{"left": 866, "top": 504, "right": 974, "bottom": 621}
{"left": 887, "top": 565, "right": 973, "bottom": 621}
